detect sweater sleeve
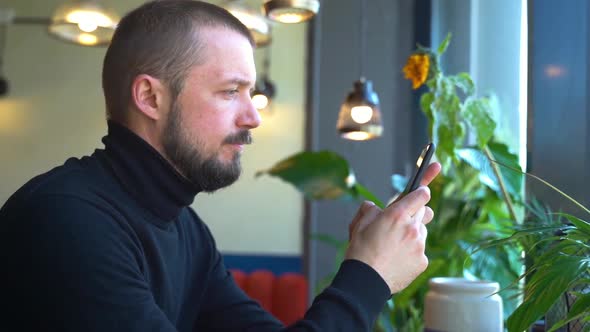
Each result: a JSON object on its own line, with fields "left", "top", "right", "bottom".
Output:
{"left": 195, "top": 226, "right": 391, "bottom": 332}
{"left": 3, "top": 194, "right": 179, "bottom": 332}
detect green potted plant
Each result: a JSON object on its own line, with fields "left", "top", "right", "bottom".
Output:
{"left": 257, "top": 34, "right": 525, "bottom": 330}
{"left": 476, "top": 172, "right": 590, "bottom": 332}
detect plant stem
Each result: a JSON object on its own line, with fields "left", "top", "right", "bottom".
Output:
{"left": 527, "top": 174, "right": 590, "bottom": 216}
{"left": 489, "top": 157, "right": 590, "bottom": 217}
{"left": 484, "top": 145, "right": 520, "bottom": 223}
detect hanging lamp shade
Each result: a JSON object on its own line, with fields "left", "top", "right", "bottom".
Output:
{"left": 224, "top": 1, "right": 271, "bottom": 47}
{"left": 263, "top": 0, "right": 319, "bottom": 24}
{"left": 251, "top": 77, "right": 276, "bottom": 110}
{"left": 48, "top": 0, "right": 119, "bottom": 46}
{"left": 337, "top": 78, "right": 383, "bottom": 141}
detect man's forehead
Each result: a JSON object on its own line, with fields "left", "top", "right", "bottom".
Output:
{"left": 199, "top": 53, "right": 255, "bottom": 83}
{"left": 197, "top": 26, "right": 254, "bottom": 55}
{"left": 215, "top": 74, "right": 256, "bottom": 90}
{"left": 185, "top": 27, "right": 256, "bottom": 84}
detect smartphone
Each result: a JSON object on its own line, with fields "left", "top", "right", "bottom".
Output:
{"left": 403, "top": 142, "right": 435, "bottom": 195}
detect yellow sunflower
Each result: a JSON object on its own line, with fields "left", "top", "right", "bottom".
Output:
{"left": 403, "top": 54, "right": 430, "bottom": 89}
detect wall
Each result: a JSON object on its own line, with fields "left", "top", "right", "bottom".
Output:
{"left": 305, "top": 0, "right": 416, "bottom": 292}
{"left": 0, "top": 0, "right": 306, "bottom": 257}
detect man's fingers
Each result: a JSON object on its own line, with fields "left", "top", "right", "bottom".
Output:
{"left": 422, "top": 206, "right": 434, "bottom": 225}
{"left": 356, "top": 204, "right": 382, "bottom": 234}
{"left": 420, "top": 162, "right": 442, "bottom": 186}
{"left": 349, "top": 201, "right": 377, "bottom": 240}
{"left": 413, "top": 206, "right": 426, "bottom": 225}
{"left": 387, "top": 163, "right": 440, "bottom": 208}
{"left": 386, "top": 186, "right": 431, "bottom": 218}
{"left": 419, "top": 222, "right": 428, "bottom": 241}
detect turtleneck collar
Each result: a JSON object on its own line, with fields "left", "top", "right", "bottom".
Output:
{"left": 98, "top": 121, "right": 201, "bottom": 221}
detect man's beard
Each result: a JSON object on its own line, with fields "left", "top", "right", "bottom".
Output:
{"left": 162, "top": 101, "right": 251, "bottom": 192}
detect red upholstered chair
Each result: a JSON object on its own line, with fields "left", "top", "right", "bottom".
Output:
{"left": 245, "top": 270, "right": 275, "bottom": 312}
{"left": 231, "top": 269, "right": 247, "bottom": 289}
{"left": 272, "top": 273, "right": 309, "bottom": 325}
{"left": 230, "top": 269, "right": 308, "bottom": 325}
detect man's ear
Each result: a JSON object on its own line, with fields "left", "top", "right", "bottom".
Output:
{"left": 130, "top": 74, "right": 169, "bottom": 120}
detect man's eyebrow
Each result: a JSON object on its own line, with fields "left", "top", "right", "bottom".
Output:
{"left": 222, "top": 78, "right": 253, "bottom": 87}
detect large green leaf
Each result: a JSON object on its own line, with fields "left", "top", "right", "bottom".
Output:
{"left": 463, "top": 97, "right": 496, "bottom": 148}
{"left": 456, "top": 148, "right": 497, "bottom": 191}
{"left": 507, "top": 255, "right": 590, "bottom": 332}
{"left": 432, "top": 79, "right": 463, "bottom": 170}
{"left": 256, "top": 151, "right": 358, "bottom": 200}
{"left": 451, "top": 72, "right": 475, "bottom": 97}
{"left": 467, "top": 243, "right": 523, "bottom": 317}
{"left": 487, "top": 141, "right": 524, "bottom": 197}
{"left": 456, "top": 142, "right": 523, "bottom": 199}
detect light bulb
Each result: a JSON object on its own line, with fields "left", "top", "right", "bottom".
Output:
{"left": 66, "top": 10, "right": 113, "bottom": 27}
{"left": 252, "top": 94, "right": 269, "bottom": 110}
{"left": 350, "top": 105, "right": 373, "bottom": 124}
{"left": 78, "top": 21, "right": 97, "bottom": 32}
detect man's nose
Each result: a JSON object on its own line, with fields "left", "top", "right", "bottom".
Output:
{"left": 238, "top": 95, "right": 262, "bottom": 129}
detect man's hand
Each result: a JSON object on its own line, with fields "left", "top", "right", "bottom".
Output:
{"left": 345, "top": 162, "right": 441, "bottom": 294}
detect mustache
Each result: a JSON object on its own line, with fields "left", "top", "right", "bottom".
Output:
{"left": 224, "top": 130, "right": 252, "bottom": 145}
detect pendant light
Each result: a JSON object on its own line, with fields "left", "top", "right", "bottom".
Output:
{"left": 48, "top": 0, "right": 119, "bottom": 46}
{"left": 337, "top": 78, "right": 382, "bottom": 140}
{"left": 224, "top": 0, "right": 271, "bottom": 48}
{"left": 251, "top": 44, "right": 276, "bottom": 110}
{"left": 337, "top": 0, "right": 382, "bottom": 141}
{"left": 263, "top": 0, "right": 320, "bottom": 24}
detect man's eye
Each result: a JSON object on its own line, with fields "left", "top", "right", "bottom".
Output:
{"left": 226, "top": 89, "right": 239, "bottom": 96}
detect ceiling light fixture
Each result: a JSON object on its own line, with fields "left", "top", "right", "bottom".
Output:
{"left": 252, "top": 78, "right": 275, "bottom": 110}
{"left": 337, "top": 0, "right": 382, "bottom": 141}
{"left": 337, "top": 78, "right": 382, "bottom": 140}
{"left": 251, "top": 45, "right": 276, "bottom": 110}
{"left": 263, "top": 0, "right": 320, "bottom": 24}
{"left": 48, "top": 0, "right": 119, "bottom": 46}
{"left": 224, "top": 0, "right": 271, "bottom": 48}
{"left": 4, "top": 0, "right": 119, "bottom": 47}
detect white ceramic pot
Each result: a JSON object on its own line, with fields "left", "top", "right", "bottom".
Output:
{"left": 424, "top": 277, "right": 503, "bottom": 332}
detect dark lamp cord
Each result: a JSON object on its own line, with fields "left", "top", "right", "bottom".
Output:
{"left": 359, "top": 0, "right": 367, "bottom": 77}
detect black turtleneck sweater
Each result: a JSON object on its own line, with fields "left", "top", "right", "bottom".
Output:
{"left": 0, "top": 122, "right": 390, "bottom": 331}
